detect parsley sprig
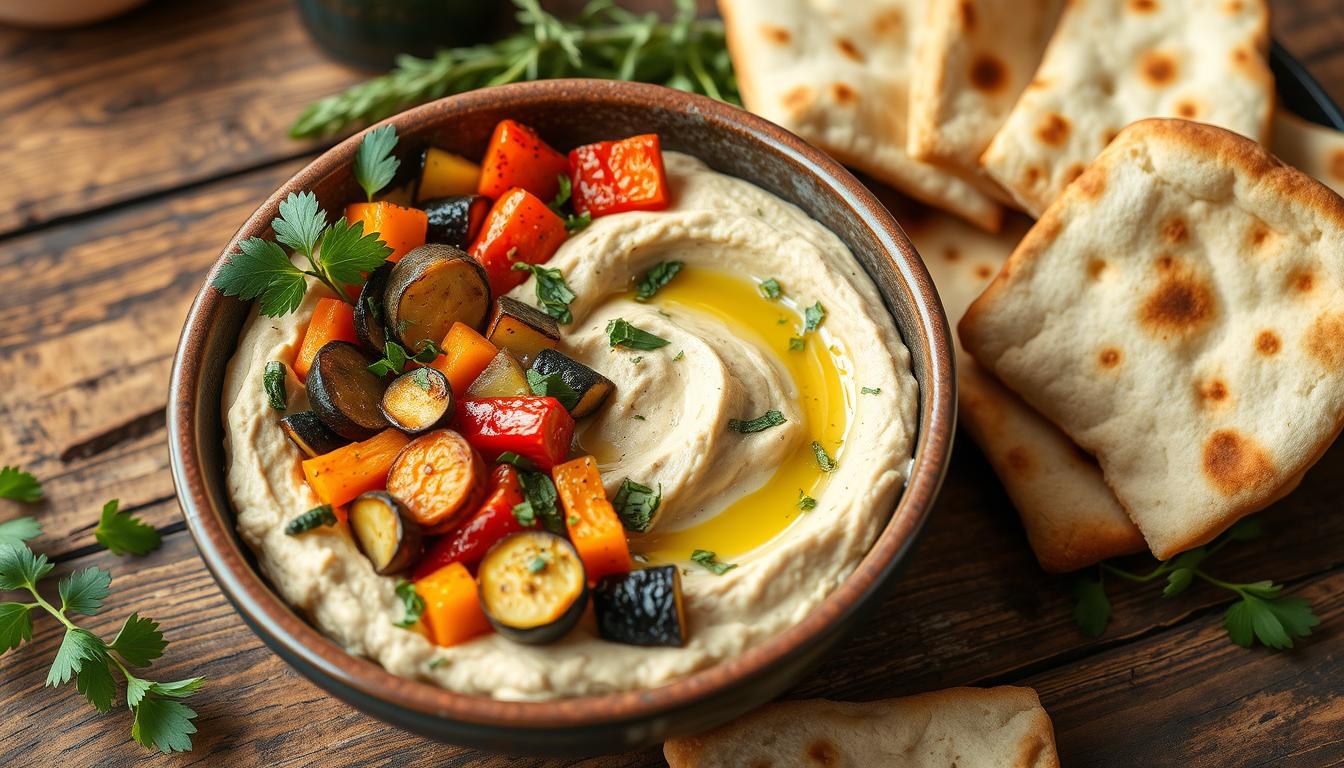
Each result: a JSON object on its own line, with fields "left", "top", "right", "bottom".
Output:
{"left": 94, "top": 500, "right": 162, "bottom": 557}
{"left": 512, "top": 263, "right": 576, "bottom": 324}
{"left": 549, "top": 174, "right": 592, "bottom": 234}
{"left": 0, "top": 465, "right": 43, "bottom": 502}
{"left": 353, "top": 125, "right": 400, "bottom": 202}
{"left": 1072, "top": 518, "right": 1319, "bottom": 650}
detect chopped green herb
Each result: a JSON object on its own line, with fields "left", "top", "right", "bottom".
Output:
{"left": 776, "top": 316, "right": 787, "bottom": 325}
{"left": 368, "top": 339, "right": 441, "bottom": 377}
{"left": 528, "top": 555, "right": 548, "bottom": 573}
{"left": 631, "top": 356, "right": 643, "bottom": 364}
{"left": 758, "top": 277, "right": 782, "bottom": 299}
{"left": 496, "top": 452, "right": 537, "bottom": 470}
{"left": 636, "top": 261, "right": 683, "bottom": 300}
{"left": 563, "top": 211, "right": 592, "bottom": 233}
{"left": 427, "top": 657, "right": 446, "bottom": 669}
{"left": 512, "top": 263, "right": 576, "bottom": 324}
{"left": 352, "top": 125, "right": 400, "bottom": 201}
{"left": 526, "top": 368, "right": 579, "bottom": 412}
{"left": 284, "top": 505, "right": 338, "bottom": 535}
{"left": 690, "top": 549, "right": 737, "bottom": 575}
{"left": 606, "top": 318, "right": 670, "bottom": 350}
{"left": 673, "top": 350, "right": 684, "bottom": 361}
{"left": 613, "top": 479, "right": 661, "bottom": 532}
{"left": 860, "top": 386, "right": 881, "bottom": 395}
{"left": 94, "top": 500, "right": 161, "bottom": 557}
{"left": 804, "top": 302, "right": 826, "bottom": 333}
{"left": 0, "top": 466, "right": 42, "bottom": 502}
{"left": 632, "top": 414, "right": 646, "bottom": 421}
{"left": 797, "top": 491, "right": 816, "bottom": 511}
{"left": 811, "top": 441, "right": 838, "bottom": 472}
{"left": 393, "top": 579, "right": 425, "bottom": 628}
{"left": 568, "top": 515, "right": 580, "bottom": 526}
{"left": 513, "top": 471, "right": 564, "bottom": 535}
{"left": 788, "top": 337, "right": 805, "bottom": 352}
{"left": 727, "top": 409, "right": 787, "bottom": 433}
{"left": 263, "top": 361, "right": 288, "bottom": 411}
{"left": 411, "top": 368, "right": 434, "bottom": 392}
{"left": 512, "top": 502, "right": 536, "bottom": 527}
{"left": 549, "top": 173, "right": 573, "bottom": 210}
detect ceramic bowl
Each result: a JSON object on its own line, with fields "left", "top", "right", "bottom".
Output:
{"left": 168, "top": 78, "right": 955, "bottom": 756}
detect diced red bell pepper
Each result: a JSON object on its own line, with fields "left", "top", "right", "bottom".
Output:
{"left": 456, "top": 396, "right": 575, "bottom": 470}
{"left": 468, "top": 188, "right": 567, "bottom": 296}
{"left": 412, "top": 464, "right": 527, "bottom": 580}
{"left": 477, "top": 119, "right": 570, "bottom": 202}
{"left": 568, "top": 134, "right": 670, "bottom": 218}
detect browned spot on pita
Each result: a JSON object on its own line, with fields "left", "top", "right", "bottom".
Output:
{"left": 1006, "top": 446, "right": 1034, "bottom": 475}
{"left": 1256, "top": 330, "right": 1281, "bottom": 355}
{"left": 782, "top": 86, "right": 814, "bottom": 113}
{"left": 830, "top": 83, "right": 857, "bottom": 105}
{"left": 1330, "top": 149, "right": 1344, "bottom": 182}
{"left": 1075, "top": 167, "right": 1106, "bottom": 199}
{"left": 761, "top": 25, "right": 791, "bottom": 45}
{"left": 1305, "top": 313, "right": 1344, "bottom": 368}
{"left": 807, "top": 739, "right": 839, "bottom": 766}
{"left": 1087, "top": 258, "right": 1107, "bottom": 279}
{"left": 1289, "top": 268, "right": 1315, "bottom": 294}
{"left": 1231, "top": 47, "right": 1250, "bottom": 65}
{"left": 1175, "top": 99, "right": 1200, "bottom": 119}
{"left": 873, "top": 9, "right": 903, "bottom": 37}
{"left": 970, "top": 54, "right": 1007, "bottom": 93}
{"left": 1024, "top": 166, "right": 1043, "bottom": 185}
{"left": 1248, "top": 222, "right": 1272, "bottom": 248}
{"left": 943, "top": 247, "right": 960, "bottom": 262}
{"left": 974, "top": 264, "right": 994, "bottom": 280}
{"left": 1101, "top": 128, "right": 1120, "bottom": 146}
{"left": 1196, "top": 377, "right": 1230, "bottom": 409}
{"left": 1224, "top": 0, "right": 1244, "bottom": 12}
{"left": 1156, "top": 254, "right": 1175, "bottom": 271}
{"left": 1139, "top": 263, "right": 1216, "bottom": 339}
{"left": 836, "top": 37, "right": 864, "bottom": 63}
{"left": 959, "top": 1, "right": 976, "bottom": 30}
{"left": 1130, "top": 0, "right": 1158, "bottom": 11}
{"left": 1036, "top": 114, "right": 1070, "bottom": 146}
{"left": 1140, "top": 52, "right": 1178, "bottom": 87}
{"left": 1202, "top": 429, "right": 1275, "bottom": 496}
{"left": 1064, "top": 163, "right": 1086, "bottom": 185}
{"left": 1161, "top": 217, "right": 1188, "bottom": 244}
{"left": 1098, "top": 347, "right": 1122, "bottom": 368}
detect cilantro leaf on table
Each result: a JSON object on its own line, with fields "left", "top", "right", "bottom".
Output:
{"left": 131, "top": 695, "right": 200, "bottom": 754}
{"left": 512, "top": 263, "right": 576, "bottom": 324}
{"left": 48, "top": 627, "right": 106, "bottom": 687}
{"left": 0, "top": 466, "right": 42, "bottom": 502}
{"left": 0, "top": 602, "right": 34, "bottom": 653}
{"left": 0, "top": 516, "right": 41, "bottom": 546}
{"left": 111, "top": 613, "right": 167, "bottom": 667}
{"left": 76, "top": 655, "right": 118, "bottom": 713}
{"left": 60, "top": 567, "right": 112, "bottom": 616}
{"left": 1071, "top": 576, "right": 1111, "bottom": 638}
{"left": 0, "top": 542, "right": 53, "bottom": 590}
{"left": 95, "top": 499, "right": 162, "bottom": 557}
{"left": 353, "top": 125, "right": 400, "bottom": 201}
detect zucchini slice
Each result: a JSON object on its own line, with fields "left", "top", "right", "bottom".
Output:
{"left": 478, "top": 531, "right": 588, "bottom": 644}
{"left": 530, "top": 349, "right": 615, "bottom": 418}
{"left": 486, "top": 297, "right": 560, "bottom": 364}
{"left": 464, "top": 349, "right": 531, "bottom": 399}
{"left": 306, "top": 341, "right": 389, "bottom": 440}
{"left": 592, "top": 565, "right": 687, "bottom": 647}
{"left": 349, "top": 491, "right": 423, "bottom": 575}
{"left": 384, "top": 244, "right": 492, "bottom": 351}
{"left": 354, "top": 263, "right": 393, "bottom": 353}
{"left": 279, "top": 411, "right": 350, "bottom": 458}
{"left": 423, "top": 195, "right": 491, "bottom": 249}
{"left": 380, "top": 367, "right": 454, "bottom": 434}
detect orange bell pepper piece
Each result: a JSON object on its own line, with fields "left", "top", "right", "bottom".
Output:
{"left": 477, "top": 119, "right": 569, "bottom": 202}
{"left": 345, "top": 201, "right": 428, "bottom": 262}
{"left": 428, "top": 321, "right": 499, "bottom": 398}
{"left": 569, "top": 134, "right": 670, "bottom": 217}
{"left": 554, "top": 456, "right": 632, "bottom": 582}
{"left": 293, "top": 297, "right": 358, "bottom": 380}
{"left": 468, "top": 188, "right": 567, "bottom": 297}
{"left": 416, "top": 562, "right": 492, "bottom": 648}
{"left": 301, "top": 428, "right": 411, "bottom": 507}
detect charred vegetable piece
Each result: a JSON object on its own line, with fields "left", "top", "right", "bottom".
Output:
{"left": 345, "top": 200, "right": 428, "bottom": 262}
{"left": 263, "top": 360, "right": 289, "bottom": 410}
{"left": 477, "top": 119, "right": 569, "bottom": 201}
{"left": 530, "top": 349, "right": 614, "bottom": 418}
{"left": 412, "top": 464, "right": 526, "bottom": 579}
{"left": 302, "top": 428, "right": 411, "bottom": 507}
{"left": 417, "top": 562, "right": 492, "bottom": 648}
{"left": 386, "top": 429, "right": 486, "bottom": 534}
{"left": 385, "top": 244, "right": 492, "bottom": 350}
{"left": 554, "top": 455, "right": 632, "bottom": 582}
{"left": 569, "top": 134, "right": 670, "bottom": 217}
{"left": 592, "top": 565, "right": 687, "bottom": 647}
{"left": 380, "top": 367, "right": 454, "bottom": 434}
{"left": 307, "top": 341, "right": 390, "bottom": 440}
{"left": 349, "top": 491, "right": 423, "bottom": 575}
{"left": 284, "top": 504, "right": 339, "bottom": 536}
{"left": 294, "top": 298, "right": 359, "bottom": 380}
{"left": 353, "top": 263, "right": 393, "bottom": 353}
{"left": 468, "top": 188, "right": 568, "bottom": 297}
{"left": 280, "top": 411, "right": 350, "bottom": 458}
{"left": 428, "top": 321, "right": 498, "bottom": 398}
{"left": 457, "top": 396, "right": 575, "bottom": 470}
{"left": 486, "top": 297, "right": 560, "bottom": 364}
{"left": 477, "top": 531, "right": 587, "bottom": 644}
{"left": 465, "top": 349, "right": 531, "bottom": 399}
{"left": 423, "top": 195, "right": 491, "bottom": 249}
{"left": 415, "top": 147, "right": 481, "bottom": 202}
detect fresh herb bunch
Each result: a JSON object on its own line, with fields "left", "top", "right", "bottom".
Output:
{"left": 290, "top": 0, "right": 739, "bottom": 139}
{"left": 1072, "top": 518, "right": 1319, "bottom": 650}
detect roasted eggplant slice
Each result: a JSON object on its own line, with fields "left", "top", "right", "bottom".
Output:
{"left": 414, "top": 146, "right": 481, "bottom": 202}
{"left": 380, "top": 367, "right": 454, "bottom": 434}
{"left": 354, "top": 263, "right": 393, "bottom": 353}
{"left": 279, "top": 411, "right": 350, "bottom": 458}
{"left": 486, "top": 297, "right": 560, "bottom": 364}
{"left": 423, "top": 195, "right": 491, "bottom": 249}
{"left": 465, "top": 349, "right": 531, "bottom": 398}
{"left": 530, "top": 349, "right": 615, "bottom": 418}
{"left": 349, "top": 491, "right": 423, "bottom": 575}
{"left": 477, "top": 531, "right": 587, "bottom": 644}
{"left": 385, "top": 244, "right": 492, "bottom": 350}
{"left": 306, "top": 341, "right": 389, "bottom": 440}
{"left": 592, "top": 565, "right": 686, "bottom": 647}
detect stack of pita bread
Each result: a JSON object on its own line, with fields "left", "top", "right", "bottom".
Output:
{"left": 723, "top": 0, "right": 1344, "bottom": 568}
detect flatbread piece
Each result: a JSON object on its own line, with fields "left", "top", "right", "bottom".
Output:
{"left": 1272, "top": 109, "right": 1344, "bottom": 198}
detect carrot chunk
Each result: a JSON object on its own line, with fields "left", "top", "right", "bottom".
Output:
{"left": 468, "top": 188, "right": 568, "bottom": 297}
{"left": 554, "top": 456, "right": 632, "bottom": 582}
{"left": 294, "top": 298, "right": 358, "bottom": 380}
{"left": 301, "top": 428, "right": 411, "bottom": 507}
{"left": 477, "top": 119, "right": 569, "bottom": 202}
{"left": 346, "top": 201, "right": 428, "bottom": 262}
{"left": 386, "top": 430, "right": 486, "bottom": 534}
{"left": 428, "top": 322, "right": 499, "bottom": 399}
{"left": 416, "top": 562, "right": 492, "bottom": 648}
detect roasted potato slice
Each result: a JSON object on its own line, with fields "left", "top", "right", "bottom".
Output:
{"left": 384, "top": 244, "right": 491, "bottom": 350}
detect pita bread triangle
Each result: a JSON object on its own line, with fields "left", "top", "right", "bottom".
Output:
{"left": 1272, "top": 109, "right": 1344, "bottom": 198}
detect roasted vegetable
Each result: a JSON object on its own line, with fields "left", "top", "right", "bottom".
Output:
{"left": 386, "top": 429, "right": 486, "bottom": 533}
{"left": 380, "top": 367, "right": 453, "bottom": 434}
{"left": 569, "top": 134, "right": 670, "bottom": 217}
{"left": 345, "top": 200, "right": 428, "bottom": 262}
{"left": 457, "top": 396, "right": 576, "bottom": 470}
{"left": 554, "top": 455, "right": 631, "bottom": 582}
{"left": 294, "top": 297, "right": 359, "bottom": 380}
{"left": 486, "top": 297, "right": 560, "bottom": 363}
{"left": 284, "top": 504, "right": 339, "bottom": 536}
{"left": 423, "top": 195, "right": 491, "bottom": 249}
{"left": 416, "top": 561, "right": 492, "bottom": 648}
{"left": 464, "top": 349, "right": 530, "bottom": 399}
{"left": 384, "top": 244, "right": 492, "bottom": 351}
{"left": 468, "top": 188, "right": 568, "bottom": 297}
{"left": 592, "top": 565, "right": 687, "bottom": 647}
{"left": 280, "top": 411, "right": 350, "bottom": 458}
{"left": 302, "top": 428, "right": 411, "bottom": 507}
{"left": 349, "top": 491, "right": 422, "bottom": 575}
{"left": 263, "top": 360, "right": 289, "bottom": 411}
{"left": 428, "top": 321, "right": 498, "bottom": 398}
{"left": 307, "top": 341, "right": 389, "bottom": 440}
{"left": 353, "top": 263, "right": 393, "bottom": 353}
{"left": 530, "top": 349, "right": 614, "bottom": 418}
{"left": 412, "top": 464, "right": 527, "bottom": 579}
{"left": 415, "top": 147, "right": 481, "bottom": 202}
{"left": 477, "top": 119, "right": 569, "bottom": 201}
{"left": 477, "top": 531, "right": 587, "bottom": 644}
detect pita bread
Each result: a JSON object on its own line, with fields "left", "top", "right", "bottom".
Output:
{"left": 663, "top": 686, "right": 1059, "bottom": 768}
{"left": 980, "top": 0, "right": 1274, "bottom": 217}
{"left": 1272, "top": 110, "right": 1344, "bottom": 198}
{"left": 720, "top": 0, "right": 1004, "bottom": 232}
{"left": 893, "top": 198, "right": 1143, "bottom": 571}
{"left": 960, "top": 119, "right": 1344, "bottom": 559}
{"left": 907, "top": 0, "right": 1063, "bottom": 203}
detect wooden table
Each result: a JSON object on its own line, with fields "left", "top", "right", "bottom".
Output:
{"left": 2, "top": 1, "right": 1342, "bottom": 765}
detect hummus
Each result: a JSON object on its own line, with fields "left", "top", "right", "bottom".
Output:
{"left": 222, "top": 152, "right": 918, "bottom": 699}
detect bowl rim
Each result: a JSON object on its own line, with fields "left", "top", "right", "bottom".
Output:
{"left": 168, "top": 78, "right": 955, "bottom": 730}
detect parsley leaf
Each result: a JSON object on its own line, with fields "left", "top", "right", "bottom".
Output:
{"left": 860, "top": 386, "right": 881, "bottom": 395}
{"left": 563, "top": 211, "right": 592, "bottom": 233}
{"left": 213, "top": 237, "right": 307, "bottom": 318}
{"left": 804, "top": 301, "right": 826, "bottom": 333}
{"left": 636, "top": 261, "right": 683, "bottom": 300}
{"left": 512, "top": 262, "right": 577, "bottom": 324}
{"left": 368, "top": 340, "right": 410, "bottom": 377}
{"left": 0, "top": 516, "right": 41, "bottom": 546}
{"left": 353, "top": 124, "right": 400, "bottom": 201}
{"left": 727, "top": 409, "right": 786, "bottom": 433}
{"left": 48, "top": 627, "right": 106, "bottom": 687}
{"left": 811, "top": 441, "right": 838, "bottom": 472}
{"left": 0, "top": 602, "right": 34, "bottom": 653}
{"left": 263, "top": 361, "right": 288, "bottom": 411}
{"left": 496, "top": 452, "right": 537, "bottom": 471}
{"left": 550, "top": 174, "right": 573, "bottom": 210}
{"left": 131, "top": 695, "right": 200, "bottom": 753}
{"left": 95, "top": 499, "right": 162, "bottom": 557}
{"left": 788, "top": 337, "right": 805, "bottom": 352}
{"left": 797, "top": 490, "right": 816, "bottom": 511}
{"left": 526, "top": 369, "right": 579, "bottom": 412}
{"left": 758, "top": 277, "right": 782, "bottom": 299}
{"left": 606, "top": 318, "right": 670, "bottom": 350}
{"left": 317, "top": 216, "right": 394, "bottom": 286}
{"left": 0, "top": 542, "right": 53, "bottom": 591}
{"left": 111, "top": 613, "right": 166, "bottom": 667}
{"left": 513, "top": 471, "right": 563, "bottom": 535}
{"left": 613, "top": 479, "right": 661, "bottom": 532}
{"left": 393, "top": 579, "right": 425, "bottom": 628}
{"left": 527, "top": 555, "right": 548, "bottom": 573}
{"left": 60, "top": 567, "right": 112, "bottom": 616}
{"left": 0, "top": 466, "right": 42, "bottom": 502}
{"left": 1071, "top": 576, "right": 1111, "bottom": 637}
{"left": 1225, "top": 593, "right": 1319, "bottom": 649}
{"left": 271, "top": 191, "right": 327, "bottom": 259}
{"left": 690, "top": 549, "right": 737, "bottom": 575}
{"left": 284, "top": 505, "right": 338, "bottom": 535}
{"left": 76, "top": 656, "right": 117, "bottom": 713}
